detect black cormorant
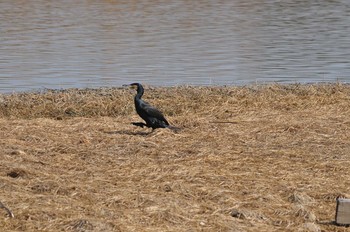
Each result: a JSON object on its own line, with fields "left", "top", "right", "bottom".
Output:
{"left": 125, "top": 83, "right": 174, "bottom": 130}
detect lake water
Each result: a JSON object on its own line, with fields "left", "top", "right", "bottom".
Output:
{"left": 1, "top": 0, "right": 350, "bottom": 93}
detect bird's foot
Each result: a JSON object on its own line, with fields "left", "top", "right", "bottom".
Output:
{"left": 132, "top": 122, "right": 148, "bottom": 128}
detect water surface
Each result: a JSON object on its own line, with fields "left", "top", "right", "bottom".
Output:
{"left": 1, "top": 0, "right": 350, "bottom": 92}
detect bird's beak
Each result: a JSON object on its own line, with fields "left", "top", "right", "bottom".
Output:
{"left": 122, "top": 84, "right": 137, "bottom": 90}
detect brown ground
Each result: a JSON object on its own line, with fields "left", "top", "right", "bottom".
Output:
{"left": 1, "top": 84, "right": 350, "bottom": 231}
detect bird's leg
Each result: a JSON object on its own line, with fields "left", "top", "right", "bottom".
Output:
{"left": 132, "top": 122, "right": 147, "bottom": 128}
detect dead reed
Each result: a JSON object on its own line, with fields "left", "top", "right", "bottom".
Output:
{"left": 1, "top": 83, "right": 350, "bottom": 231}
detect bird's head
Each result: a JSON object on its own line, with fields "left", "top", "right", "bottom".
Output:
{"left": 123, "top": 83, "right": 142, "bottom": 90}
{"left": 123, "top": 83, "right": 144, "bottom": 96}
{"left": 129, "top": 83, "right": 140, "bottom": 90}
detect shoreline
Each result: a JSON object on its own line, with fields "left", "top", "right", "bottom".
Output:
{"left": 0, "top": 81, "right": 349, "bottom": 95}
{"left": 0, "top": 82, "right": 349, "bottom": 119}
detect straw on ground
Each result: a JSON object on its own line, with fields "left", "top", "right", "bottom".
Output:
{"left": 1, "top": 84, "right": 350, "bottom": 231}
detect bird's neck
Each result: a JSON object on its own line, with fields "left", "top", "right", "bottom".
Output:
{"left": 135, "top": 86, "right": 144, "bottom": 99}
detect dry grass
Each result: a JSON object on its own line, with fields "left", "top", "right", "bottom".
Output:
{"left": 1, "top": 83, "right": 350, "bottom": 231}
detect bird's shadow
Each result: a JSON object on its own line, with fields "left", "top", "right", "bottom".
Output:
{"left": 105, "top": 130, "right": 152, "bottom": 136}
{"left": 103, "top": 122, "right": 152, "bottom": 136}
{"left": 104, "top": 122, "right": 180, "bottom": 136}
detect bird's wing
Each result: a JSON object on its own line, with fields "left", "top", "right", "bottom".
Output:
{"left": 140, "top": 101, "right": 169, "bottom": 125}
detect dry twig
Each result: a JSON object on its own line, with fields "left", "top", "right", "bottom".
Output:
{"left": 0, "top": 201, "right": 14, "bottom": 218}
